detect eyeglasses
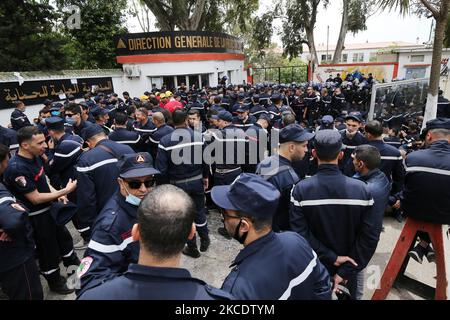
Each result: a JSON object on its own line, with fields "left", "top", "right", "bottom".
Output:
{"left": 65, "top": 113, "right": 75, "bottom": 117}
{"left": 126, "top": 179, "right": 156, "bottom": 189}
{"left": 219, "top": 209, "right": 241, "bottom": 222}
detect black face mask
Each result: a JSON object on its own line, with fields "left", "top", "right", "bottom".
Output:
{"left": 233, "top": 219, "right": 248, "bottom": 245}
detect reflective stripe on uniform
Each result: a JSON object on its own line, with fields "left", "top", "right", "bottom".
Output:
{"left": 76, "top": 158, "right": 118, "bottom": 172}
{"left": 54, "top": 147, "right": 81, "bottom": 158}
{"left": 406, "top": 166, "right": 450, "bottom": 176}
{"left": 0, "top": 196, "right": 16, "bottom": 204}
{"left": 291, "top": 198, "right": 374, "bottom": 207}
{"left": 88, "top": 236, "right": 134, "bottom": 253}
{"left": 279, "top": 251, "right": 318, "bottom": 300}
{"left": 158, "top": 141, "right": 204, "bottom": 151}
{"left": 9, "top": 144, "right": 19, "bottom": 150}
{"left": 380, "top": 156, "right": 403, "bottom": 160}
{"left": 28, "top": 206, "right": 51, "bottom": 217}
{"left": 134, "top": 127, "right": 157, "bottom": 133}
{"left": 116, "top": 136, "right": 140, "bottom": 144}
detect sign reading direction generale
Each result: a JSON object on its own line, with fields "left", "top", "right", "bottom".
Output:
{"left": 115, "top": 31, "right": 244, "bottom": 56}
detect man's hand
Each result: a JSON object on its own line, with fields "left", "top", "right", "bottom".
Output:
{"left": 333, "top": 274, "right": 347, "bottom": 294}
{"left": 203, "top": 178, "right": 209, "bottom": 191}
{"left": 47, "top": 138, "right": 55, "bottom": 150}
{"left": 0, "top": 229, "right": 12, "bottom": 242}
{"left": 64, "top": 178, "right": 77, "bottom": 194}
{"left": 392, "top": 200, "right": 401, "bottom": 210}
{"left": 58, "top": 195, "right": 69, "bottom": 204}
{"left": 334, "top": 256, "right": 358, "bottom": 267}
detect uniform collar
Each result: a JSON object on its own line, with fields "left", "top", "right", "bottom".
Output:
{"left": 430, "top": 140, "right": 450, "bottom": 149}
{"left": 126, "top": 263, "right": 195, "bottom": 280}
{"left": 231, "top": 231, "right": 275, "bottom": 267}
{"left": 317, "top": 164, "right": 341, "bottom": 174}
{"left": 357, "top": 169, "right": 381, "bottom": 182}
{"left": 277, "top": 154, "right": 292, "bottom": 165}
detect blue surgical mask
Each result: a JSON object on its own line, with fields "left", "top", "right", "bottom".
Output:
{"left": 125, "top": 186, "right": 141, "bottom": 206}
{"left": 65, "top": 117, "right": 76, "bottom": 126}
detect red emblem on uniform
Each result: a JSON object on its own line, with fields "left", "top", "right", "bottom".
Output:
{"left": 136, "top": 154, "right": 145, "bottom": 163}
{"left": 14, "top": 176, "right": 27, "bottom": 188}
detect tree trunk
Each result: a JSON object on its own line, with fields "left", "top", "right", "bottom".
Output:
{"left": 142, "top": 0, "right": 173, "bottom": 31}
{"left": 423, "top": 0, "right": 450, "bottom": 126}
{"left": 332, "top": 0, "right": 349, "bottom": 64}
{"left": 306, "top": 28, "right": 319, "bottom": 66}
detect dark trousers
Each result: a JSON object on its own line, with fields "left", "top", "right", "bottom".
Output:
{"left": 55, "top": 224, "right": 78, "bottom": 267}
{"left": 0, "top": 256, "right": 43, "bottom": 300}
{"left": 214, "top": 169, "right": 241, "bottom": 186}
{"left": 174, "top": 179, "right": 209, "bottom": 246}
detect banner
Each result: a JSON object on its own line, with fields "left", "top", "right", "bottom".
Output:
{"left": 0, "top": 77, "right": 114, "bottom": 109}
{"left": 116, "top": 31, "right": 244, "bottom": 56}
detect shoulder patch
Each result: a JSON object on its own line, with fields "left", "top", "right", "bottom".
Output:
{"left": 204, "top": 285, "right": 234, "bottom": 300}
{"left": 77, "top": 256, "right": 93, "bottom": 278}
{"left": 14, "top": 176, "right": 27, "bottom": 188}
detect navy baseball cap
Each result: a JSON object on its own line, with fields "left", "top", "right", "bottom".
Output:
{"left": 279, "top": 124, "right": 315, "bottom": 143}
{"left": 91, "top": 106, "right": 109, "bottom": 117}
{"left": 81, "top": 124, "right": 104, "bottom": 140}
{"left": 218, "top": 110, "right": 233, "bottom": 122}
{"left": 345, "top": 112, "right": 363, "bottom": 123}
{"left": 271, "top": 93, "right": 282, "bottom": 101}
{"left": 45, "top": 117, "right": 65, "bottom": 131}
{"left": 425, "top": 117, "right": 450, "bottom": 130}
{"left": 118, "top": 153, "right": 160, "bottom": 179}
{"left": 313, "top": 129, "right": 343, "bottom": 157}
{"left": 211, "top": 173, "right": 280, "bottom": 219}
{"left": 236, "top": 105, "right": 249, "bottom": 113}
{"left": 258, "top": 113, "right": 270, "bottom": 122}
{"left": 50, "top": 202, "right": 78, "bottom": 226}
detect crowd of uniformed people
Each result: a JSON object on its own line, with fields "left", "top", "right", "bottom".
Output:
{"left": 0, "top": 75, "right": 449, "bottom": 300}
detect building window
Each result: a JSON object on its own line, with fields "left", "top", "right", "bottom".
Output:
{"left": 358, "top": 53, "right": 364, "bottom": 62}
{"left": 321, "top": 54, "right": 332, "bottom": 63}
{"left": 410, "top": 55, "right": 425, "bottom": 62}
{"left": 352, "top": 53, "right": 358, "bottom": 62}
{"left": 341, "top": 54, "right": 348, "bottom": 63}
{"left": 369, "top": 52, "right": 377, "bottom": 62}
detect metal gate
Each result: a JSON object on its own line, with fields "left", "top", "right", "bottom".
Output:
{"left": 251, "top": 65, "right": 308, "bottom": 84}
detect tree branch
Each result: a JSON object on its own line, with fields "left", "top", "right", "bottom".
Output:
{"left": 188, "top": 0, "right": 207, "bottom": 30}
{"left": 420, "top": 0, "right": 439, "bottom": 18}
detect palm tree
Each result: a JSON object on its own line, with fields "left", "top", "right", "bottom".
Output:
{"left": 379, "top": 0, "right": 450, "bottom": 126}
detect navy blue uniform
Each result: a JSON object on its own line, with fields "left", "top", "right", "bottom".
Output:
{"left": 132, "top": 119, "right": 157, "bottom": 139}
{"left": 0, "top": 125, "right": 19, "bottom": 155}
{"left": 108, "top": 127, "right": 141, "bottom": 152}
{"left": 4, "top": 154, "right": 75, "bottom": 276}
{"left": 367, "top": 140, "right": 405, "bottom": 193}
{"left": 0, "top": 184, "right": 43, "bottom": 300}
{"left": 256, "top": 154, "right": 300, "bottom": 232}
{"left": 232, "top": 115, "right": 257, "bottom": 131}
{"left": 304, "top": 93, "right": 320, "bottom": 126}
{"left": 290, "top": 164, "right": 376, "bottom": 295}
{"left": 78, "top": 264, "right": 233, "bottom": 300}
{"left": 266, "top": 104, "right": 281, "bottom": 126}
{"left": 77, "top": 192, "right": 139, "bottom": 296}
{"left": 72, "top": 120, "right": 93, "bottom": 136}
{"left": 437, "top": 95, "right": 450, "bottom": 118}
{"left": 222, "top": 231, "right": 331, "bottom": 300}
{"left": 245, "top": 123, "right": 269, "bottom": 173}
{"left": 156, "top": 127, "right": 209, "bottom": 242}
{"left": 10, "top": 109, "right": 32, "bottom": 131}
{"left": 340, "top": 130, "right": 367, "bottom": 176}
{"left": 383, "top": 135, "right": 402, "bottom": 149}
{"left": 147, "top": 124, "right": 174, "bottom": 160}
{"left": 249, "top": 104, "right": 267, "bottom": 118}
{"left": 76, "top": 139, "right": 134, "bottom": 238}
{"left": 402, "top": 140, "right": 450, "bottom": 224}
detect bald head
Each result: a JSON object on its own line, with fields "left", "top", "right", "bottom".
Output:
{"left": 137, "top": 185, "right": 195, "bottom": 258}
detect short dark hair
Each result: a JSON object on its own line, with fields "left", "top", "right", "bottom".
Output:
{"left": 13, "top": 101, "right": 24, "bottom": 108}
{"left": 126, "top": 105, "right": 136, "bottom": 116}
{"left": 114, "top": 112, "right": 128, "bottom": 125}
{"left": 17, "top": 126, "right": 42, "bottom": 145}
{"left": 136, "top": 107, "right": 148, "bottom": 117}
{"left": 188, "top": 109, "right": 200, "bottom": 117}
{"left": 0, "top": 144, "right": 9, "bottom": 162}
{"left": 354, "top": 144, "right": 381, "bottom": 171}
{"left": 282, "top": 114, "right": 296, "bottom": 127}
{"left": 213, "top": 96, "right": 221, "bottom": 104}
{"left": 65, "top": 103, "right": 82, "bottom": 115}
{"left": 137, "top": 185, "right": 195, "bottom": 259}
{"left": 39, "top": 107, "right": 50, "bottom": 116}
{"left": 235, "top": 211, "right": 272, "bottom": 232}
{"left": 365, "top": 120, "right": 383, "bottom": 137}
{"left": 172, "top": 109, "right": 187, "bottom": 125}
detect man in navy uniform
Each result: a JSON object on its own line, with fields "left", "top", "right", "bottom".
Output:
{"left": 3, "top": 126, "right": 78, "bottom": 294}
{"left": 403, "top": 118, "right": 450, "bottom": 263}
{"left": 133, "top": 107, "right": 157, "bottom": 140}
{"left": 340, "top": 112, "right": 367, "bottom": 176}
{"left": 91, "top": 106, "right": 113, "bottom": 135}
{"left": 245, "top": 113, "right": 270, "bottom": 173}
{"left": 10, "top": 101, "right": 32, "bottom": 131}
{"left": 232, "top": 105, "right": 256, "bottom": 131}
{"left": 108, "top": 112, "right": 141, "bottom": 152}
{"left": 256, "top": 124, "right": 315, "bottom": 232}
{"left": 0, "top": 144, "right": 43, "bottom": 300}
{"left": 290, "top": 130, "right": 377, "bottom": 299}
{"left": 156, "top": 110, "right": 210, "bottom": 258}
{"left": 0, "top": 124, "right": 19, "bottom": 155}
{"left": 77, "top": 152, "right": 160, "bottom": 296}
{"left": 212, "top": 173, "right": 331, "bottom": 300}
{"left": 266, "top": 93, "right": 283, "bottom": 126}
{"left": 75, "top": 124, "right": 134, "bottom": 243}
{"left": 78, "top": 184, "right": 232, "bottom": 300}
{"left": 364, "top": 120, "right": 404, "bottom": 194}
{"left": 147, "top": 112, "right": 174, "bottom": 160}
{"left": 64, "top": 103, "right": 93, "bottom": 136}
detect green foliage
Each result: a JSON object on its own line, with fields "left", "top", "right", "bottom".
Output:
{"left": 56, "top": 0, "right": 128, "bottom": 69}
{"left": 0, "top": 0, "right": 69, "bottom": 71}
{"left": 347, "top": 0, "right": 375, "bottom": 34}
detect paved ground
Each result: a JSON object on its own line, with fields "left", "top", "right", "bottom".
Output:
{"left": 11, "top": 209, "right": 433, "bottom": 301}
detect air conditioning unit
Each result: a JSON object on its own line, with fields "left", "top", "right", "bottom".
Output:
{"left": 123, "top": 65, "right": 141, "bottom": 78}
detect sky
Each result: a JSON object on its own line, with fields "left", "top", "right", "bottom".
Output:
{"left": 125, "top": 0, "right": 434, "bottom": 46}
